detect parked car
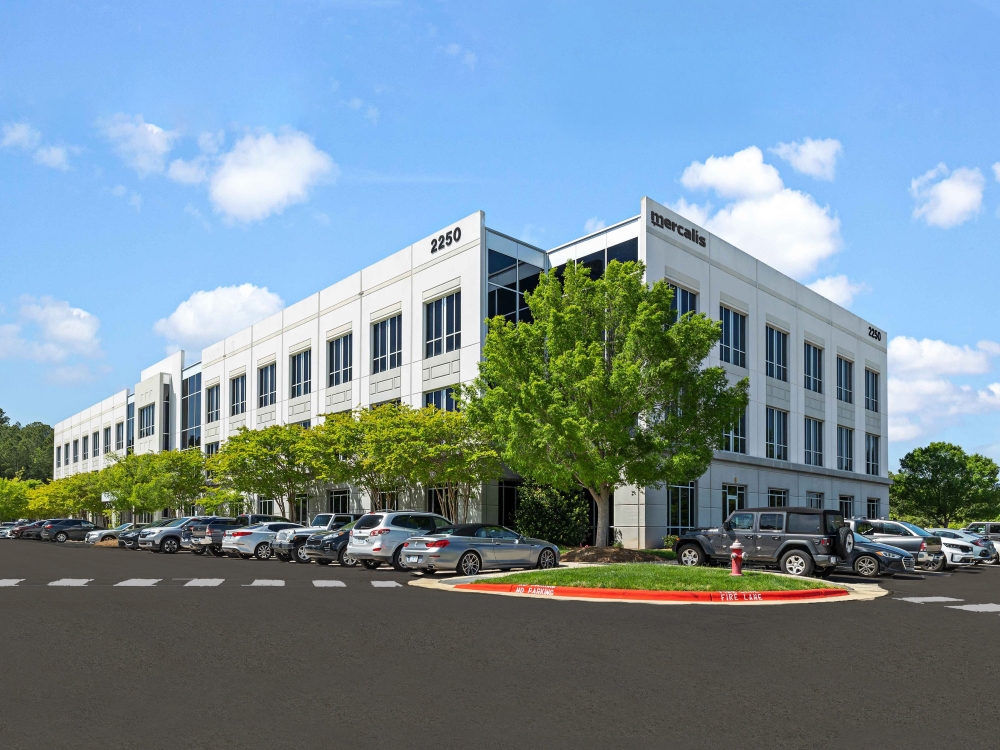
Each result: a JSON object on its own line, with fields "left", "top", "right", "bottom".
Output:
{"left": 961, "top": 522, "right": 1000, "bottom": 563}
{"left": 85, "top": 522, "right": 142, "bottom": 544}
{"left": 846, "top": 519, "right": 945, "bottom": 571}
{"left": 40, "top": 518, "right": 102, "bottom": 543}
{"left": 0, "top": 521, "right": 17, "bottom": 538}
{"left": 19, "top": 520, "right": 54, "bottom": 540}
{"left": 186, "top": 514, "right": 289, "bottom": 556}
{"left": 272, "top": 513, "right": 362, "bottom": 563}
{"left": 6, "top": 520, "right": 40, "bottom": 539}
{"left": 842, "top": 531, "right": 915, "bottom": 577}
{"left": 347, "top": 512, "right": 453, "bottom": 571}
{"left": 929, "top": 528, "right": 994, "bottom": 565}
{"left": 120, "top": 521, "right": 163, "bottom": 549}
{"left": 138, "top": 517, "right": 207, "bottom": 553}
{"left": 402, "top": 523, "right": 560, "bottom": 576}
{"left": 301, "top": 522, "right": 358, "bottom": 566}
{"left": 221, "top": 521, "right": 302, "bottom": 560}
{"left": 674, "top": 507, "right": 852, "bottom": 576}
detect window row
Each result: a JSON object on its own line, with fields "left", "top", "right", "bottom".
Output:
{"left": 723, "top": 486, "right": 881, "bottom": 519}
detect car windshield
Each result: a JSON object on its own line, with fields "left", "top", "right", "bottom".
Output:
{"left": 114, "top": 523, "right": 131, "bottom": 530}
{"left": 311, "top": 515, "right": 332, "bottom": 526}
{"left": 332, "top": 521, "right": 356, "bottom": 533}
{"left": 899, "top": 521, "right": 933, "bottom": 537}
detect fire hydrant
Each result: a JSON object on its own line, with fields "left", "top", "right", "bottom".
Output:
{"left": 730, "top": 539, "right": 744, "bottom": 577}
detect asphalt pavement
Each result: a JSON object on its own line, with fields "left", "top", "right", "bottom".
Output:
{"left": 2, "top": 541, "right": 999, "bottom": 750}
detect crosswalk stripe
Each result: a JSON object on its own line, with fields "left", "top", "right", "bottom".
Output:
{"left": 185, "top": 578, "right": 224, "bottom": 587}
{"left": 313, "top": 580, "right": 346, "bottom": 587}
{"left": 115, "top": 579, "right": 161, "bottom": 587}
{"left": 946, "top": 603, "right": 1000, "bottom": 612}
{"left": 245, "top": 579, "right": 284, "bottom": 587}
{"left": 371, "top": 581, "right": 401, "bottom": 588}
{"left": 0, "top": 579, "right": 24, "bottom": 587}
{"left": 897, "top": 596, "right": 963, "bottom": 603}
{"left": 48, "top": 579, "right": 91, "bottom": 586}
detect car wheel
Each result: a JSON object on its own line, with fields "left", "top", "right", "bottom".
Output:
{"left": 536, "top": 547, "right": 558, "bottom": 569}
{"left": 254, "top": 543, "right": 273, "bottom": 561}
{"left": 54, "top": 532, "right": 68, "bottom": 543}
{"left": 780, "top": 550, "right": 814, "bottom": 577}
{"left": 677, "top": 544, "right": 705, "bottom": 567}
{"left": 338, "top": 547, "right": 357, "bottom": 567}
{"left": 101, "top": 535, "right": 115, "bottom": 543}
{"left": 276, "top": 553, "right": 292, "bottom": 562}
{"left": 390, "top": 547, "right": 409, "bottom": 572}
{"left": 853, "top": 555, "right": 880, "bottom": 578}
{"left": 458, "top": 551, "right": 482, "bottom": 576}
{"left": 162, "top": 538, "right": 179, "bottom": 554}
{"left": 191, "top": 547, "right": 206, "bottom": 555}
{"left": 361, "top": 560, "right": 381, "bottom": 570}
{"left": 316, "top": 559, "right": 331, "bottom": 566}
{"left": 294, "top": 544, "right": 311, "bottom": 564}
{"left": 928, "top": 556, "right": 947, "bottom": 573}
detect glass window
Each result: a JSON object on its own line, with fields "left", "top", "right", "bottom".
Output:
{"left": 719, "top": 307, "right": 747, "bottom": 368}
{"left": 804, "top": 343, "right": 823, "bottom": 393}
{"left": 837, "top": 357, "right": 853, "bottom": 403}
{"left": 788, "top": 513, "right": 822, "bottom": 534}
{"left": 206, "top": 385, "right": 220, "bottom": 423}
{"left": 56, "top": 446, "right": 61, "bottom": 467}
{"left": 666, "top": 482, "right": 696, "bottom": 535}
{"left": 866, "top": 498, "right": 880, "bottom": 519}
{"left": 837, "top": 426, "right": 854, "bottom": 472}
{"left": 766, "top": 407, "right": 788, "bottom": 461}
{"left": 425, "top": 292, "right": 461, "bottom": 358}
{"left": 722, "top": 484, "right": 745, "bottom": 517}
{"left": 766, "top": 326, "right": 787, "bottom": 381}
{"left": 729, "top": 513, "right": 754, "bottom": 530}
{"left": 258, "top": 363, "right": 276, "bottom": 407}
{"left": 204, "top": 441, "right": 220, "bottom": 457}
{"left": 162, "top": 384, "right": 171, "bottom": 452}
{"left": 839, "top": 495, "right": 855, "bottom": 518}
{"left": 115, "top": 422, "right": 124, "bottom": 452}
{"left": 806, "top": 491, "right": 824, "bottom": 509}
{"left": 866, "top": 433, "right": 880, "bottom": 475}
{"left": 990, "top": 524, "right": 1000, "bottom": 535}
{"left": 103, "top": 427, "right": 111, "bottom": 455}
{"left": 181, "top": 373, "right": 202, "bottom": 450}
{"left": 230, "top": 374, "right": 247, "bottom": 416}
{"left": 372, "top": 314, "right": 402, "bottom": 374}
{"left": 92, "top": 431, "right": 99, "bottom": 458}
{"left": 721, "top": 409, "right": 746, "bottom": 454}
{"left": 138, "top": 404, "right": 155, "bottom": 439}
{"left": 82, "top": 435, "right": 88, "bottom": 459}
{"left": 865, "top": 369, "right": 880, "bottom": 413}
{"left": 767, "top": 488, "right": 788, "bottom": 507}
{"left": 669, "top": 284, "right": 697, "bottom": 316}
{"left": 126, "top": 402, "right": 134, "bottom": 453}
{"left": 289, "top": 351, "right": 311, "bottom": 399}
{"left": 424, "top": 387, "right": 456, "bottom": 412}
{"left": 804, "top": 417, "right": 823, "bottom": 466}
{"left": 328, "top": 489, "right": 350, "bottom": 514}
{"left": 759, "top": 513, "right": 784, "bottom": 531}
{"left": 327, "top": 334, "right": 352, "bottom": 387}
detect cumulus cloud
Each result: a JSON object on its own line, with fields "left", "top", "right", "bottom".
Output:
{"left": 100, "top": 113, "right": 178, "bottom": 176}
{"left": 584, "top": 217, "right": 606, "bottom": 234}
{"left": 888, "top": 336, "right": 1000, "bottom": 379}
{"left": 806, "top": 275, "right": 871, "bottom": 308}
{"left": 2, "top": 122, "right": 73, "bottom": 170}
{"left": 771, "top": 138, "right": 842, "bottom": 180}
{"left": 910, "top": 163, "right": 984, "bottom": 228}
{"left": 33, "top": 145, "right": 69, "bottom": 170}
{"left": 110, "top": 184, "right": 142, "bottom": 212}
{"left": 153, "top": 284, "right": 284, "bottom": 351}
{"left": 208, "top": 130, "right": 336, "bottom": 223}
{"left": 681, "top": 146, "right": 783, "bottom": 199}
{"left": 0, "top": 297, "right": 103, "bottom": 384}
{"left": 444, "top": 42, "right": 477, "bottom": 70}
{"left": 167, "top": 156, "right": 208, "bottom": 184}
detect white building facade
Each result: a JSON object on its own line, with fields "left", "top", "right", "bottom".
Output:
{"left": 53, "top": 198, "right": 889, "bottom": 547}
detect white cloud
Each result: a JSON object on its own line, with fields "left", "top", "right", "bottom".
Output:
{"left": 667, "top": 198, "right": 711, "bottom": 227}
{"left": 2, "top": 122, "right": 41, "bottom": 150}
{"left": 110, "top": 184, "right": 142, "bottom": 211}
{"left": 444, "top": 42, "right": 477, "bottom": 70}
{"left": 128, "top": 192, "right": 143, "bottom": 212}
{"left": 888, "top": 336, "right": 1000, "bottom": 379}
{"left": 681, "top": 146, "right": 783, "bottom": 199}
{"left": 197, "top": 130, "right": 224, "bottom": 154}
{"left": 993, "top": 162, "right": 1000, "bottom": 182}
{"left": 771, "top": 138, "right": 842, "bottom": 180}
{"left": 208, "top": 130, "right": 336, "bottom": 223}
{"left": 153, "top": 284, "right": 284, "bottom": 351}
{"left": 910, "top": 163, "right": 984, "bottom": 228}
{"left": 33, "top": 145, "right": 69, "bottom": 170}
{"left": 806, "top": 275, "right": 871, "bottom": 308}
{"left": 184, "top": 203, "right": 211, "bottom": 230}
{"left": 100, "top": 113, "right": 178, "bottom": 176}
{"left": 0, "top": 296, "right": 103, "bottom": 379}
{"left": 167, "top": 156, "right": 208, "bottom": 184}
{"left": 584, "top": 217, "right": 606, "bottom": 234}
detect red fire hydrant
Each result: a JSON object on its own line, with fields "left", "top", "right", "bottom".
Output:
{"left": 730, "top": 539, "right": 744, "bottom": 577}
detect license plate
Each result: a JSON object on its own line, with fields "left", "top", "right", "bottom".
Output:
{"left": 406, "top": 555, "right": 420, "bottom": 563}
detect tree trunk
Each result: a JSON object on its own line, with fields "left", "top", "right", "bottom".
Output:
{"left": 591, "top": 485, "right": 611, "bottom": 547}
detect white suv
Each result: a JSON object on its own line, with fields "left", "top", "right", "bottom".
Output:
{"left": 347, "top": 512, "right": 452, "bottom": 571}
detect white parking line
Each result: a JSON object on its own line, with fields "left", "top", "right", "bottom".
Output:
{"left": 114, "top": 579, "right": 161, "bottom": 587}
{"left": 48, "top": 579, "right": 91, "bottom": 586}
{"left": 185, "top": 578, "right": 224, "bottom": 587}
{"left": 946, "top": 603, "right": 1000, "bottom": 612}
{"left": 245, "top": 579, "right": 284, "bottom": 587}
{"left": 313, "top": 580, "right": 346, "bottom": 587}
{"left": 371, "top": 581, "right": 401, "bottom": 588}
{"left": 0, "top": 579, "right": 24, "bottom": 587}
{"left": 896, "top": 596, "right": 963, "bottom": 603}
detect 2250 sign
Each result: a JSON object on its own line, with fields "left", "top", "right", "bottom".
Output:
{"left": 868, "top": 326, "right": 882, "bottom": 342}
{"left": 430, "top": 226, "right": 462, "bottom": 254}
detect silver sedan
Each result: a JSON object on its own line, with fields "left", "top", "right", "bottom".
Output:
{"left": 402, "top": 524, "right": 559, "bottom": 576}
{"left": 221, "top": 522, "right": 303, "bottom": 560}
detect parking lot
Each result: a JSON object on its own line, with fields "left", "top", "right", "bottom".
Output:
{"left": 2, "top": 541, "right": 1000, "bottom": 750}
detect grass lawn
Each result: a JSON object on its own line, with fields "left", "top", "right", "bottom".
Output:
{"left": 492, "top": 564, "right": 834, "bottom": 592}
{"left": 640, "top": 549, "right": 676, "bottom": 561}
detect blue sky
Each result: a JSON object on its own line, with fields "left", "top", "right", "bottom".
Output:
{"left": 2, "top": 0, "right": 1000, "bottom": 467}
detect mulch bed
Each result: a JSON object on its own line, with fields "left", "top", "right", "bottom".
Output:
{"left": 560, "top": 547, "right": 666, "bottom": 563}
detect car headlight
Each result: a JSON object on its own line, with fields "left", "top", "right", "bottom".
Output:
{"left": 875, "top": 550, "right": 901, "bottom": 559}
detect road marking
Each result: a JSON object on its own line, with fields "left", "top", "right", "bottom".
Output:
{"left": 0, "top": 579, "right": 24, "bottom": 587}
{"left": 946, "top": 603, "right": 1000, "bottom": 612}
{"left": 48, "top": 579, "right": 91, "bottom": 586}
{"left": 313, "top": 580, "right": 346, "bottom": 587}
{"left": 114, "top": 579, "right": 161, "bottom": 587}
{"left": 371, "top": 581, "right": 401, "bottom": 588}
{"left": 245, "top": 579, "right": 284, "bottom": 587}
{"left": 185, "top": 578, "right": 224, "bottom": 587}
{"left": 896, "top": 596, "right": 963, "bottom": 603}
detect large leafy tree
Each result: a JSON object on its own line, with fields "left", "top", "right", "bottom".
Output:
{"left": 890, "top": 442, "right": 1000, "bottom": 527}
{"left": 157, "top": 448, "right": 209, "bottom": 513}
{"left": 0, "top": 408, "right": 54, "bottom": 481}
{"left": 0, "top": 477, "right": 32, "bottom": 520}
{"left": 462, "top": 259, "right": 748, "bottom": 546}
{"left": 103, "top": 452, "right": 173, "bottom": 520}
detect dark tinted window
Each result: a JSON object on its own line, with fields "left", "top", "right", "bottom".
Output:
{"left": 433, "top": 516, "right": 452, "bottom": 528}
{"left": 411, "top": 516, "right": 438, "bottom": 532}
{"left": 390, "top": 515, "right": 412, "bottom": 529}
{"left": 881, "top": 522, "right": 911, "bottom": 536}
{"left": 855, "top": 520, "right": 875, "bottom": 536}
{"left": 759, "top": 514, "right": 784, "bottom": 532}
{"left": 991, "top": 524, "right": 1000, "bottom": 535}
{"left": 788, "top": 513, "right": 822, "bottom": 534}
{"left": 355, "top": 514, "right": 384, "bottom": 531}
{"left": 730, "top": 513, "right": 754, "bottom": 531}
{"left": 824, "top": 513, "right": 845, "bottom": 534}
{"left": 606, "top": 238, "right": 639, "bottom": 265}
{"left": 474, "top": 527, "right": 491, "bottom": 538}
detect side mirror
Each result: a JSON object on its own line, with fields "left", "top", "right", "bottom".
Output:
{"left": 722, "top": 521, "right": 731, "bottom": 531}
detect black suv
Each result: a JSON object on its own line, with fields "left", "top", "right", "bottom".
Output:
{"left": 673, "top": 507, "right": 853, "bottom": 577}
{"left": 40, "top": 518, "right": 101, "bottom": 542}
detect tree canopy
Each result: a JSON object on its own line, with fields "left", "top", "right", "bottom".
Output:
{"left": 0, "top": 407, "right": 54, "bottom": 481}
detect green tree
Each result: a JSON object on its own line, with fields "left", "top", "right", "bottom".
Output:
{"left": 157, "top": 449, "right": 208, "bottom": 513}
{"left": 102, "top": 452, "right": 173, "bottom": 521}
{"left": 0, "top": 408, "right": 54, "bottom": 481}
{"left": 208, "top": 424, "right": 315, "bottom": 519}
{"left": 513, "top": 482, "right": 590, "bottom": 547}
{"left": 0, "top": 476, "right": 31, "bottom": 520}
{"left": 462, "top": 259, "right": 748, "bottom": 546}
{"left": 61, "top": 471, "right": 107, "bottom": 519}
{"left": 890, "top": 442, "right": 1000, "bottom": 527}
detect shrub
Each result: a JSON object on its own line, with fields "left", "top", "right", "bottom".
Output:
{"left": 514, "top": 483, "right": 590, "bottom": 547}
{"left": 661, "top": 534, "right": 679, "bottom": 550}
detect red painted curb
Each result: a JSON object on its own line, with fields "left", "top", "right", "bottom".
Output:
{"left": 454, "top": 582, "right": 849, "bottom": 602}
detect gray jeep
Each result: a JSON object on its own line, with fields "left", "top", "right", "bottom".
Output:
{"left": 673, "top": 507, "right": 854, "bottom": 577}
